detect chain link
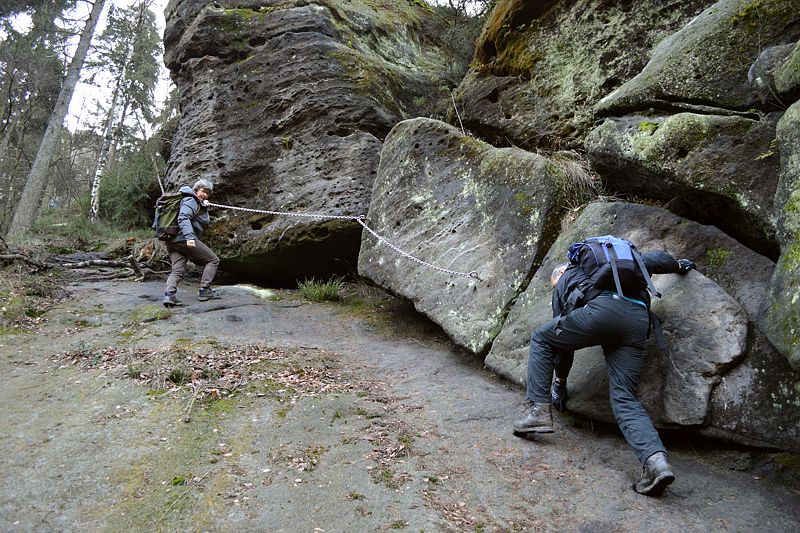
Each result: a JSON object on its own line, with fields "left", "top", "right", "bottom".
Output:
{"left": 208, "top": 202, "right": 481, "bottom": 280}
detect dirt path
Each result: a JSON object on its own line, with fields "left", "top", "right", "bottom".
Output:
{"left": 1, "top": 280, "right": 798, "bottom": 532}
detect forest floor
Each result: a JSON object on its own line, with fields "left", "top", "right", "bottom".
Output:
{"left": 1, "top": 272, "right": 799, "bottom": 532}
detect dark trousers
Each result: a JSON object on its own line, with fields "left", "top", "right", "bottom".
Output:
{"left": 526, "top": 296, "right": 666, "bottom": 463}
{"left": 164, "top": 240, "right": 220, "bottom": 294}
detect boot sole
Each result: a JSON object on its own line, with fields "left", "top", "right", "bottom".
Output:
{"left": 513, "top": 427, "right": 555, "bottom": 437}
{"left": 634, "top": 472, "right": 675, "bottom": 496}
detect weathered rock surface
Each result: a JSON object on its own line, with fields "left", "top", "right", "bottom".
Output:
{"left": 585, "top": 112, "right": 781, "bottom": 258}
{"left": 775, "top": 41, "right": 800, "bottom": 95}
{"left": 749, "top": 42, "right": 798, "bottom": 104}
{"left": 595, "top": 0, "right": 800, "bottom": 115}
{"left": 761, "top": 100, "right": 800, "bottom": 370}
{"left": 358, "top": 118, "right": 567, "bottom": 354}
{"left": 455, "top": 0, "right": 710, "bottom": 148}
{"left": 163, "top": 0, "right": 458, "bottom": 283}
{"left": 704, "top": 333, "right": 800, "bottom": 451}
{"left": 485, "top": 201, "right": 799, "bottom": 449}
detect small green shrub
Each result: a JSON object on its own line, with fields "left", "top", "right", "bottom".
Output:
{"left": 298, "top": 277, "right": 346, "bottom": 302}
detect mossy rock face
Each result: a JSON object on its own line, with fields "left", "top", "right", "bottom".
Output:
{"left": 457, "top": 0, "right": 709, "bottom": 149}
{"left": 760, "top": 100, "right": 800, "bottom": 370}
{"left": 596, "top": 0, "right": 800, "bottom": 114}
{"left": 775, "top": 41, "right": 800, "bottom": 95}
{"left": 162, "top": 0, "right": 460, "bottom": 284}
{"left": 585, "top": 112, "right": 781, "bottom": 258}
{"left": 357, "top": 118, "right": 569, "bottom": 354}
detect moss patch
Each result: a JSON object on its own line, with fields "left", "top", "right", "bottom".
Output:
{"left": 126, "top": 305, "right": 172, "bottom": 325}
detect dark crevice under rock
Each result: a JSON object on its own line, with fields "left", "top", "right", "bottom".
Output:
{"left": 218, "top": 223, "right": 363, "bottom": 286}
{"left": 596, "top": 99, "right": 774, "bottom": 121}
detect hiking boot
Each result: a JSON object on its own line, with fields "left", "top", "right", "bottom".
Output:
{"left": 633, "top": 451, "right": 675, "bottom": 496}
{"left": 198, "top": 287, "right": 221, "bottom": 301}
{"left": 512, "top": 402, "right": 553, "bottom": 435}
{"left": 551, "top": 377, "right": 568, "bottom": 411}
{"left": 163, "top": 293, "right": 182, "bottom": 308}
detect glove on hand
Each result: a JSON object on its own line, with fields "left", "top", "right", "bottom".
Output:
{"left": 677, "top": 259, "right": 696, "bottom": 274}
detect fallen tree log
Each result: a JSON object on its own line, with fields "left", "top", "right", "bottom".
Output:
{"left": 0, "top": 254, "right": 49, "bottom": 269}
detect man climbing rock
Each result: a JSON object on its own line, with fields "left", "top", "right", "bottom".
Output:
{"left": 160, "top": 179, "right": 221, "bottom": 307}
{"left": 512, "top": 235, "right": 695, "bottom": 496}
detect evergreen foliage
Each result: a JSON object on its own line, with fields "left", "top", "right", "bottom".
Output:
{"left": 0, "top": 0, "right": 76, "bottom": 232}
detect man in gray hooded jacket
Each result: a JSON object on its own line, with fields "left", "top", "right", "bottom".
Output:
{"left": 162, "top": 179, "right": 221, "bottom": 307}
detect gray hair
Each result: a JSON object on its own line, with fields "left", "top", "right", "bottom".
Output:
{"left": 193, "top": 179, "right": 213, "bottom": 192}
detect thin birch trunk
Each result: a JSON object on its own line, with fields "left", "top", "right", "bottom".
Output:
{"left": 89, "top": 84, "right": 120, "bottom": 221}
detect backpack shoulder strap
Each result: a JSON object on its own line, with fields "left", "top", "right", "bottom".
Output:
{"left": 604, "top": 241, "right": 626, "bottom": 296}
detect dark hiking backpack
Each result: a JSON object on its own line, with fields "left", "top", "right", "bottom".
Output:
{"left": 563, "top": 235, "right": 661, "bottom": 312}
{"left": 152, "top": 191, "right": 187, "bottom": 241}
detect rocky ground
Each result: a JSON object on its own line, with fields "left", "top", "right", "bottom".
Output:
{"left": 1, "top": 277, "right": 799, "bottom": 532}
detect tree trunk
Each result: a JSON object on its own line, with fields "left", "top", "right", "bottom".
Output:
{"left": 6, "top": 0, "right": 107, "bottom": 240}
{"left": 89, "top": 84, "right": 120, "bottom": 221}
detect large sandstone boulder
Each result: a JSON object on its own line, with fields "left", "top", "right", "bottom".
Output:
{"left": 595, "top": 0, "right": 800, "bottom": 115}
{"left": 486, "top": 201, "right": 800, "bottom": 449}
{"left": 585, "top": 112, "right": 781, "bottom": 258}
{"left": 162, "top": 0, "right": 458, "bottom": 283}
{"left": 455, "top": 0, "right": 710, "bottom": 149}
{"left": 761, "top": 100, "right": 800, "bottom": 370}
{"left": 358, "top": 118, "right": 580, "bottom": 354}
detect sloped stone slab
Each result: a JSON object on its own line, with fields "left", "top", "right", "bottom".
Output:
{"left": 358, "top": 118, "right": 563, "bottom": 354}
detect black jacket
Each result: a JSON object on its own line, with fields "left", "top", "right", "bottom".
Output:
{"left": 552, "top": 250, "right": 681, "bottom": 316}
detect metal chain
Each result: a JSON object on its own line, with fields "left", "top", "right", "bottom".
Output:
{"left": 208, "top": 202, "right": 481, "bottom": 280}
{"left": 209, "top": 202, "right": 357, "bottom": 220}
{"left": 355, "top": 219, "right": 480, "bottom": 280}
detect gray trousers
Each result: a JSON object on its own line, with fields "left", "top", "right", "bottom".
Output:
{"left": 526, "top": 295, "right": 666, "bottom": 463}
{"left": 164, "top": 240, "right": 220, "bottom": 294}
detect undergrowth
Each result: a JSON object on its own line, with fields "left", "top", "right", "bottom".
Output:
{"left": 0, "top": 266, "right": 64, "bottom": 334}
{"left": 298, "top": 277, "right": 346, "bottom": 302}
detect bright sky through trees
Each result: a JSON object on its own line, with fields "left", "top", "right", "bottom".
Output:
{"left": 67, "top": 0, "right": 171, "bottom": 134}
